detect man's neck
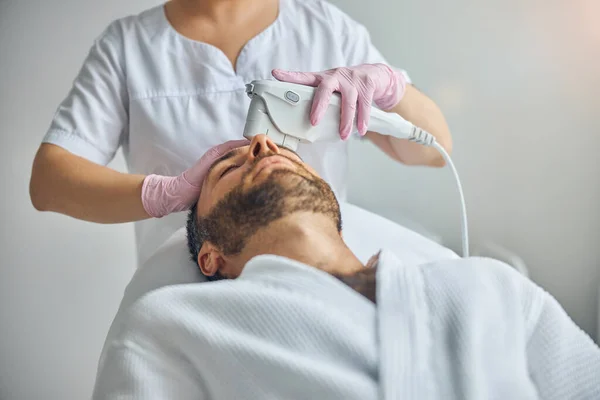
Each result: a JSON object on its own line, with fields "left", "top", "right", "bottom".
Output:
{"left": 239, "top": 214, "right": 365, "bottom": 276}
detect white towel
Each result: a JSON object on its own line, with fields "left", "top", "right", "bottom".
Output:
{"left": 93, "top": 251, "right": 600, "bottom": 399}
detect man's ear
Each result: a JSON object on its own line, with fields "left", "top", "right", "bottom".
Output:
{"left": 198, "top": 242, "right": 225, "bottom": 277}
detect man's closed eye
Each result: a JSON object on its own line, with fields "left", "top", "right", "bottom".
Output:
{"left": 220, "top": 164, "right": 240, "bottom": 179}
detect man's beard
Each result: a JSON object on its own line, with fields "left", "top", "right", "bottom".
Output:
{"left": 199, "top": 155, "right": 342, "bottom": 256}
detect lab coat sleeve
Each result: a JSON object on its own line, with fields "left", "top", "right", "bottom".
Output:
{"left": 526, "top": 288, "right": 600, "bottom": 399}
{"left": 42, "top": 22, "right": 128, "bottom": 166}
{"left": 323, "top": 3, "right": 412, "bottom": 84}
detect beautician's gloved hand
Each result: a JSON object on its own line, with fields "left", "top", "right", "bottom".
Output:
{"left": 272, "top": 63, "right": 407, "bottom": 140}
{"left": 141, "top": 139, "right": 249, "bottom": 218}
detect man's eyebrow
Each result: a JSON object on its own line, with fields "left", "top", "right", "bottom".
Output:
{"left": 207, "top": 147, "right": 244, "bottom": 178}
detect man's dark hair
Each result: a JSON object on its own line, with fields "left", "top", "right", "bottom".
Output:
{"left": 186, "top": 203, "right": 225, "bottom": 281}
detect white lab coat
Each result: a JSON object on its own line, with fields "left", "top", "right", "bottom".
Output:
{"left": 42, "top": 0, "right": 411, "bottom": 265}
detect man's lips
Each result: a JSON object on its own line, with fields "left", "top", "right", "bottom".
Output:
{"left": 251, "top": 155, "right": 295, "bottom": 181}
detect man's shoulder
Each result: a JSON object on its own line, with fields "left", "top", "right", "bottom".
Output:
{"left": 120, "top": 282, "right": 232, "bottom": 331}
{"left": 380, "top": 250, "right": 542, "bottom": 313}
{"left": 132, "top": 281, "right": 233, "bottom": 311}
{"left": 426, "top": 256, "right": 533, "bottom": 298}
{"left": 420, "top": 256, "right": 527, "bottom": 283}
{"left": 379, "top": 250, "right": 524, "bottom": 283}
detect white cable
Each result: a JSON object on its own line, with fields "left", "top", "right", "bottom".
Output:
{"left": 409, "top": 128, "right": 469, "bottom": 258}
{"left": 432, "top": 141, "right": 469, "bottom": 258}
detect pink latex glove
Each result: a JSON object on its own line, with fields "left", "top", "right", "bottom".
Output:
{"left": 272, "top": 63, "right": 407, "bottom": 140}
{"left": 141, "top": 139, "right": 250, "bottom": 218}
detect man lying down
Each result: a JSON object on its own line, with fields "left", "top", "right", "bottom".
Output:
{"left": 93, "top": 134, "right": 600, "bottom": 400}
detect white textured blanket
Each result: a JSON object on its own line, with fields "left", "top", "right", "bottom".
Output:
{"left": 93, "top": 251, "right": 600, "bottom": 399}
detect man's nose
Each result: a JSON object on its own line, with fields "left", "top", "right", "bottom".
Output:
{"left": 248, "top": 134, "right": 280, "bottom": 162}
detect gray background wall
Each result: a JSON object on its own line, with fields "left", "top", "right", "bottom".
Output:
{"left": 1, "top": 0, "right": 599, "bottom": 398}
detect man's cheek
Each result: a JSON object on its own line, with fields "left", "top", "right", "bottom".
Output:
{"left": 304, "top": 164, "right": 319, "bottom": 177}
{"left": 212, "top": 175, "right": 241, "bottom": 205}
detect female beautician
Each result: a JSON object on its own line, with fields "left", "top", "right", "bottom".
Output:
{"left": 29, "top": 0, "right": 452, "bottom": 265}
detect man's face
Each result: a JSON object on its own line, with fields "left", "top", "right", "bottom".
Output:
{"left": 194, "top": 135, "right": 341, "bottom": 276}
{"left": 197, "top": 141, "right": 312, "bottom": 215}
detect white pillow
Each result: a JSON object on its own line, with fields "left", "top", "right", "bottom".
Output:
{"left": 96, "top": 201, "right": 458, "bottom": 371}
